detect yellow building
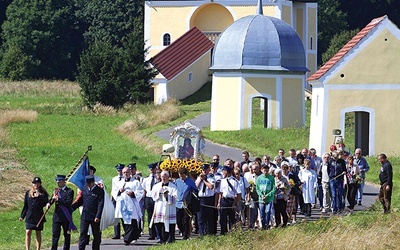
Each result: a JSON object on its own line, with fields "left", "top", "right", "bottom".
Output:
{"left": 210, "top": 7, "right": 308, "bottom": 131}
{"left": 145, "top": 0, "right": 318, "bottom": 104}
{"left": 308, "top": 16, "right": 400, "bottom": 156}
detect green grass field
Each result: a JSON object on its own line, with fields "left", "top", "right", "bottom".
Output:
{"left": 0, "top": 80, "right": 399, "bottom": 249}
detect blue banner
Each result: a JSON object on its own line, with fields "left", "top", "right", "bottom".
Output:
{"left": 67, "top": 156, "right": 89, "bottom": 190}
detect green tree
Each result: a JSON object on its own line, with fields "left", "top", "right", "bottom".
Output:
{"left": 77, "top": 32, "right": 156, "bottom": 108}
{"left": 339, "top": 0, "right": 400, "bottom": 30}
{"left": 0, "top": 0, "right": 83, "bottom": 80}
{"left": 318, "top": 0, "right": 348, "bottom": 66}
{"left": 77, "top": 41, "right": 127, "bottom": 108}
{"left": 75, "top": 0, "right": 142, "bottom": 46}
{"left": 122, "top": 31, "right": 157, "bottom": 104}
{"left": 77, "top": 0, "right": 156, "bottom": 108}
{"left": 0, "top": 0, "right": 12, "bottom": 47}
{"left": 322, "top": 29, "right": 360, "bottom": 64}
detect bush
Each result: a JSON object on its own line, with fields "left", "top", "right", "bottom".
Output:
{"left": 0, "top": 46, "right": 37, "bottom": 80}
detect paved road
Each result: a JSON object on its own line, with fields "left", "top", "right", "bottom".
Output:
{"left": 68, "top": 184, "right": 379, "bottom": 250}
{"left": 155, "top": 112, "right": 244, "bottom": 161}
{"left": 66, "top": 112, "right": 379, "bottom": 250}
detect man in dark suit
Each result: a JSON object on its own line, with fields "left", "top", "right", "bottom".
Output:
{"left": 47, "top": 175, "right": 75, "bottom": 250}
{"left": 72, "top": 175, "right": 104, "bottom": 250}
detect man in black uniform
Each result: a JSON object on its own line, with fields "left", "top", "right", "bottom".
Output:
{"left": 378, "top": 153, "right": 393, "bottom": 214}
{"left": 141, "top": 162, "right": 158, "bottom": 240}
{"left": 72, "top": 175, "right": 104, "bottom": 250}
{"left": 48, "top": 175, "right": 75, "bottom": 250}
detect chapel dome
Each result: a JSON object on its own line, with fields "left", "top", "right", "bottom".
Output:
{"left": 211, "top": 14, "right": 308, "bottom": 72}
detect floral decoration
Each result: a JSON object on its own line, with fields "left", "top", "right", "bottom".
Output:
{"left": 160, "top": 158, "right": 203, "bottom": 174}
{"left": 355, "top": 175, "right": 364, "bottom": 184}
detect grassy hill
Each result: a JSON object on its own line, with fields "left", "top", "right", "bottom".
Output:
{"left": 0, "top": 80, "right": 399, "bottom": 249}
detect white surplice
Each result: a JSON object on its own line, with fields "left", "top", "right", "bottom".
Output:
{"left": 150, "top": 181, "right": 177, "bottom": 232}
{"left": 115, "top": 179, "right": 144, "bottom": 225}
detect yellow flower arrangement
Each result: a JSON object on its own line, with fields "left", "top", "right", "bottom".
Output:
{"left": 248, "top": 180, "right": 256, "bottom": 194}
{"left": 160, "top": 158, "right": 203, "bottom": 174}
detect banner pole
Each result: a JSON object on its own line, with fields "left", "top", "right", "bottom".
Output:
{"left": 36, "top": 146, "right": 92, "bottom": 227}
{"left": 65, "top": 145, "right": 92, "bottom": 182}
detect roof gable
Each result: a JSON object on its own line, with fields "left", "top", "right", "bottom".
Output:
{"left": 307, "top": 15, "right": 387, "bottom": 82}
{"left": 151, "top": 27, "right": 214, "bottom": 80}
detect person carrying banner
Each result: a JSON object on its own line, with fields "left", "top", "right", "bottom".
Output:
{"left": 72, "top": 175, "right": 104, "bottom": 250}
{"left": 76, "top": 165, "right": 114, "bottom": 243}
{"left": 47, "top": 175, "right": 76, "bottom": 250}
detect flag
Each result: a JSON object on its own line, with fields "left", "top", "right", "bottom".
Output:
{"left": 67, "top": 156, "right": 89, "bottom": 190}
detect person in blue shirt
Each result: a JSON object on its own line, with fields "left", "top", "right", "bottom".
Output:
{"left": 354, "top": 148, "right": 370, "bottom": 205}
{"left": 174, "top": 168, "right": 198, "bottom": 240}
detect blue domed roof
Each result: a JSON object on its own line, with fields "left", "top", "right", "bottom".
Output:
{"left": 211, "top": 15, "right": 308, "bottom": 72}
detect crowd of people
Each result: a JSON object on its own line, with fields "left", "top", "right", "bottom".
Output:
{"left": 19, "top": 147, "right": 393, "bottom": 249}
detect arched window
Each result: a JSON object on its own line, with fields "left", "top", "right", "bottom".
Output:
{"left": 163, "top": 33, "right": 171, "bottom": 46}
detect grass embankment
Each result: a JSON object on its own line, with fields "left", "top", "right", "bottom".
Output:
{"left": 0, "top": 80, "right": 182, "bottom": 249}
{"left": 0, "top": 80, "right": 399, "bottom": 249}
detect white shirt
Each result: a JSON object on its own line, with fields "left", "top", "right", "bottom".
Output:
{"left": 237, "top": 176, "right": 249, "bottom": 200}
{"left": 287, "top": 156, "right": 298, "bottom": 167}
{"left": 116, "top": 179, "right": 144, "bottom": 199}
{"left": 142, "top": 174, "right": 157, "bottom": 198}
{"left": 94, "top": 175, "right": 104, "bottom": 189}
{"left": 321, "top": 163, "right": 330, "bottom": 183}
{"left": 213, "top": 173, "right": 223, "bottom": 193}
{"left": 196, "top": 174, "right": 215, "bottom": 197}
{"left": 111, "top": 175, "right": 123, "bottom": 199}
{"left": 244, "top": 172, "right": 252, "bottom": 182}
{"left": 219, "top": 176, "right": 241, "bottom": 199}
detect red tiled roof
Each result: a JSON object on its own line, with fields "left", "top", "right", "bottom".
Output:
{"left": 151, "top": 27, "right": 214, "bottom": 80}
{"left": 307, "top": 15, "right": 387, "bottom": 82}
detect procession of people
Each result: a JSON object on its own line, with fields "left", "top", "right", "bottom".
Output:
{"left": 19, "top": 145, "right": 390, "bottom": 249}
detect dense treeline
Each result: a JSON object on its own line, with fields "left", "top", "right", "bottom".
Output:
{"left": 320, "top": 0, "right": 400, "bottom": 64}
{"left": 0, "top": 0, "right": 398, "bottom": 106}
{"left": 339, "top": 0, "right": 400, "bottom": 30}
{"left": 0, "top": 0, "right": 83, "bottom": 80}
{"left": 0, "top": 0, "right": 155, "bottom": 108}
